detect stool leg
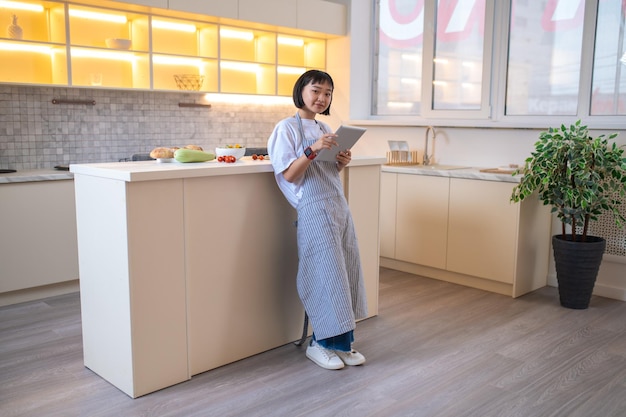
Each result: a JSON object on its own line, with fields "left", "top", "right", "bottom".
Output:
{"left": 293, "top": 312, "right": 309, "bottom": 346}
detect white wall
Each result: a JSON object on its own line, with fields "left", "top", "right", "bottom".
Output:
{"left": 332, "top": 0, "right": 626, "bottom": 301}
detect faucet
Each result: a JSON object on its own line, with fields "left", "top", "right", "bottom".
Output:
{"left": 423, "top": 126, "right": 435, "bottom": 165}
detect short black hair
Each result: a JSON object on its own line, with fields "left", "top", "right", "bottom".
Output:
{"left": 292, "top": 69, "right": 334, "bottom": 116}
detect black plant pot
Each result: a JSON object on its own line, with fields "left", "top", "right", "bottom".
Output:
{"left": 552, "top": 235, "right": 606, "bottom": 309}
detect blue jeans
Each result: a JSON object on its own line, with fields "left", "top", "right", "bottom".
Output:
{"left": 313, "top": 330, "right": 354, "bottom": 352}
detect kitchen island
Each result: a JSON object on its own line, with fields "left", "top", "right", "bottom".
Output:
{"left": 71, "top": 156, "right": 384, "bottom": 398}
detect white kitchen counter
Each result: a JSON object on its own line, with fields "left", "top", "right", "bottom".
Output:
{"left": 0, "top": 169, "right": 73, "bottom": 183}
{"left": 70, "top": 156, "right": 384, "bottom": 182}
{"left": 382, "top": 165, "right": 522, "bottom": 183}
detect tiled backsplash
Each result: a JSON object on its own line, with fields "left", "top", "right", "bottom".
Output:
{"left": 0, "top": 85, "right": 293, "bottom": 170}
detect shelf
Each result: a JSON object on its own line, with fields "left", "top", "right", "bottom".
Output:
{"left": 220, "top": 61, "right": 275, "bottom": 95}
{"left": 153, "top": 55, "right": 218, "bottom": 92}
{"left": 70, "top": 47, "right": 150, "bottom": 89}
{"left": 220, "top": 26, "right": 275, "bottom": 64}
{"left": 152, "top": 17, "right": 217, "bottom": 58}
{"left": 0, "top": 0, "right": 327, "bottom": 95}
{"left": 277, "top": 35, "right": 325, "bottom": 68}
{"left": 1, "top": 1, "right": 66, "bottom": 43}
{"left": 67, "top": 5, "right": 149, "bottom": 51}
{"left": 0, "top": 39, "right": 67, "bottom": 84}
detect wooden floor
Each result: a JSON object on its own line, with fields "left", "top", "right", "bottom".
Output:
{"left": 2, "top": 268, "right": 626, "bottom": 417}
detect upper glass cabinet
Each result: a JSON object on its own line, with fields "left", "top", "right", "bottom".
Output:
{"left": 0, "top": 0, "right": 327, "bottom": 95}
{"left": 0, "top": 0, "right": 67, "bottom": 85}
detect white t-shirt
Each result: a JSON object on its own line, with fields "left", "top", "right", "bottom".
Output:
{"left": 267, "top": 116, "right": 330, "bottom": 208}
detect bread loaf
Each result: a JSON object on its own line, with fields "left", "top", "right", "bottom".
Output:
{"left": 184, "top": 144, "right": 203, "bottom": 151}
{"left": 150, "top": 147, "right": 174, "bottom": 159}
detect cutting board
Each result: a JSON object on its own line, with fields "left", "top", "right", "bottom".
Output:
{"left": 479, "top": 168, "right": 518, "bottom": 174}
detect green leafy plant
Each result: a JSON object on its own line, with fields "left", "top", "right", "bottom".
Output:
{"left": 511, "top": 120, "right": 626, "bottom": 241}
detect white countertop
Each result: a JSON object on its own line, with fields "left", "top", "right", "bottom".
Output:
{"left": 0, "top": 169, "right": 73, "bottom": 184}
{"left": 382, "top": 165, "right": 522, "bottom": 183}
{"left": 70, "top": 156, "right": 388, "bottom": 182}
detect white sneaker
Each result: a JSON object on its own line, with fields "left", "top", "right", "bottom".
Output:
{"left": 306, "top": 341, "right": 345, "bottom": 370}
{"left": 334, "top": 349, "right": 366, "bottom": 366}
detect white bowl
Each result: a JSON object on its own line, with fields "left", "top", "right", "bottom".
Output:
{"left": 215, "top": 147, "right": 246, "bottom": 160}
{"left": 105, "top": 38, "right": 132, "bottom": 50}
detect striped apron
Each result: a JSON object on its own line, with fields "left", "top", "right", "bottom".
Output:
{"left": 296, "top": 118, "right": 368, "bottom": 341}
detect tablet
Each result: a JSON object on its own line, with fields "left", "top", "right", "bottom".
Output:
{"left": 316, "top": 125, "right": 367, "bottom": 162}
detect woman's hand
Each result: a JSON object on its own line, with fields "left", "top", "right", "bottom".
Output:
{"left": 336, "top": 149, "right": 352, "bottom": 170}
{"left": 312, "top": 133, "right": 338, "bottom": 153}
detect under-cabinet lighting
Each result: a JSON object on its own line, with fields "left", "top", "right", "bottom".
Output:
{"left": 433, "top": 58, "right": 449, "bottom": 64}
{"left": 277, "top": 66, "right": 305, "bottom": 75}
{"left": 0, "top": 42, "right": 52, "bottom": 53}
{"left": 204, "top": 93, "right": 291, "bottom": 105}
{"left": 432, "top": 80, "right": 448, "bottom": 86}
{"left": 153, "top": 55, "right": 203, "bottom": 67}
{"left": 69, "top": 9, "right": 127, "bottom": 24}
{"left": 400, "top": 78, "right": 418, "bottom": 85}
{"left": 71, "top": 48, "right": 136, "bottom": 61}
{"left": 621, "top": 52, "right": 626, "bottom": 65}
{"left": 0, "top": 0, "right": 43, "bottom": 11}
{"left": 152, "top": 19, "right": 196, "bottom": 33}
{"left": 277, "top": 36, "right": 304, "bottom": 47}
{"left": 220, "top": 28, "right": 254, "bottom": 41}
{"left": 220, "top": 61, "right": 260, "bottom": 73}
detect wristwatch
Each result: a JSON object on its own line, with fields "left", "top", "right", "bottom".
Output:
{"left": 304, "top": 146, "right": 317, "bottom": 160}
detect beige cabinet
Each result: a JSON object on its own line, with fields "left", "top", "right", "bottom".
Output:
{"left": 379, "top": 172, "right": 397, "bottom": 259}
{"left": 114, "top": 0, "right": 167, "bottom": 8}
{"left": 167, "top": 0, "right": 238, "bottom": 18}
{"left": 380, "top": 171, "right": 552, "bottom": 298}
{"left": 395, "top": 174, "right": 449, "bottom": 269}
{"left": 297, "top": 0, "right": 346, "bottom": 35}
{"left": 239, "top": 0, "right": 296, "bottom": 28}
{"left": 0, "top": 180, "right": 79, "bottom": 301}
{"left": 447, "top": 178, "right": 519, "bottom": 283}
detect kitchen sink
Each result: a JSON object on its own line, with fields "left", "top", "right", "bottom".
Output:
{"left": 412, "top": 165, "right": 470, "bottom": 170}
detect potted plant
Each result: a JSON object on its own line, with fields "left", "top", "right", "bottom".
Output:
{"left": 511, "top": 120, "right": 626, "bottom": 309}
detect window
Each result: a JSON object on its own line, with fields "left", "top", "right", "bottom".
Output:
{"left": 431, "top": 0, "right": 486, "bottom": 111}
{"left": 373, "top": 0, "right": 626, "bottom": 125}
{"left": 374, "top": 0, "right": 424, "bottom": 115}
{"left": 590, "top": 0, "right": 626, "bottom": 115}
{"left": 505, "top": 0, "right": 584, "bottom": 115}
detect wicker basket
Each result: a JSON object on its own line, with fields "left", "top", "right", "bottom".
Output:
{"left": 173, "top": 74, "right": 205, "bottom": 91}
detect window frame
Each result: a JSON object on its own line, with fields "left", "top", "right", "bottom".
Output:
{"left": 369, "top": 0, "right": 626, "bottom": 130}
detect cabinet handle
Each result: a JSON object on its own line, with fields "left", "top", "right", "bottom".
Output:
{"left": 52, "top": 99, "right": 96, "bottom": 105}
{"left": 178, "top": 102, "right": 211, "bottom": 108}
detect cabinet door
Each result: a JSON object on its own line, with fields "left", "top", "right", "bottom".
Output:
{"left": 395, "top": 174, "right": 449, "bottom": 269}
{"left": 297, "top": 0, "right": 346, "bottom": 35}
{"left": 115, "top": 0, "right": 167, "bottom": 8}
{"left": 239, "top": 0, "right": 296, "bottom": 28}
{"left": 447, "top": 178, "right": 519, "bottom": 283}
{"left": 379, "top": 172, "right": 397, "bottom": 258}
{"left": 168, "top": 0, "right": 238, "bottom": 19}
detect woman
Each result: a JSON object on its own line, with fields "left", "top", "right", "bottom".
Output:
{"left": 267, "top": 70, "right": 367, "bottom": 370}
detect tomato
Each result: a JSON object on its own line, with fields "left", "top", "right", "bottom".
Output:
{"left": 258, "top": 155, "right": 265, "bottom": 160}
{"left": 252, "top": 154, "right": 258, "bottom": 160}
{"left": 217, "top": 156, "right": 224, "bottom": 162}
